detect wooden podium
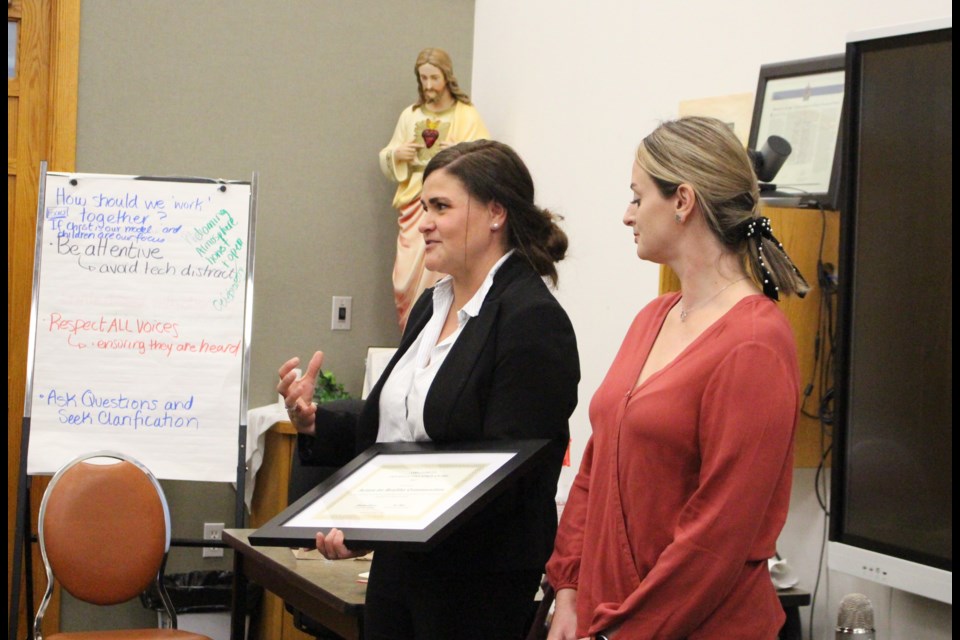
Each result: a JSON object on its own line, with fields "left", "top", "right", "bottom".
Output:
{"left": 659, "top": 206, "right": 839, "bottom": 468}
{"left": 248, "top": 420, "right": 318, "bottom": 640}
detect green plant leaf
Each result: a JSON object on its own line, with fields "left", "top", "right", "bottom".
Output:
{"left": 312, "top": 370, "right": 351, "bottom": 404}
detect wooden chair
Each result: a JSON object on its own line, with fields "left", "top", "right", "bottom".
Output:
{"left": 34, "top": 451, "right": 211, "bottom": 640}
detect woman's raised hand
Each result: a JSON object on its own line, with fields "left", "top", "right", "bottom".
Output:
{"left": 277, "top": 350, "right": 324, "bottom": 434}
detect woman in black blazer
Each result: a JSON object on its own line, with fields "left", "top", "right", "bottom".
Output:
{"left": 279, "top": 140, "right": 580, "bottom": 640}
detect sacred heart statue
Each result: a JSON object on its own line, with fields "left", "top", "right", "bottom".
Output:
{"left": 422, "top": 127, "right": 439, "bottom": 148}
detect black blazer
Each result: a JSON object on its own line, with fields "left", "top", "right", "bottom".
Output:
{"left": 300, "top": 254, "right": 580, "bottom": 574}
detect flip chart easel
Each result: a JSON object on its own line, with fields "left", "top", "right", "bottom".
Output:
{"left": 10, "top": 163, "right": 257, "bottom": 639}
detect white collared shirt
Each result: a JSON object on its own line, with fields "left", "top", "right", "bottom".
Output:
{"left": 377, "top": 251, "right": 515, "bottom": 443}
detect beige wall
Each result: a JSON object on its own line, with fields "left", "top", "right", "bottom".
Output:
{"left": 67, "top": 0, "right": 476, "bottom": 630}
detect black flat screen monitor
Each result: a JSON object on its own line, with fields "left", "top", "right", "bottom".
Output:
{"left": 829, "top": 19, "right": 952, "bottom": 605}
{"left": 747, "top": 53, "right": 845, "bottom": 210}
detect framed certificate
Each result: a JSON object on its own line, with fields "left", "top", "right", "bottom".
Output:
{"left": 249, "top": 439, "right": 550, "bottom": 550}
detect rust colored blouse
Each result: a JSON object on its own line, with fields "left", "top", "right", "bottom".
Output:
{"left": 546, "top": 293, "right": 799, "bottom": 639}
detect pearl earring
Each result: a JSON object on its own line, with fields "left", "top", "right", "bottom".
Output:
{"left": 491, "top": 223, "right": 500, "bottom": 230}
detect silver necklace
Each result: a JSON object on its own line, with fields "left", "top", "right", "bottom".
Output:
{"left": 680, "top": 277, "right": 748, "bottom": 322}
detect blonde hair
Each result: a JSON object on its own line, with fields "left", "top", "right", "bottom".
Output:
{"left": 636, "top": 116, "right": 809, "bottom": 298}
{"left": 413, "top": 47, "right": 472, "bottom": 108}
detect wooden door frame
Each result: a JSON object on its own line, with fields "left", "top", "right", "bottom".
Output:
{"left": 7, "top": 0, "right": 79, "bottom": 637}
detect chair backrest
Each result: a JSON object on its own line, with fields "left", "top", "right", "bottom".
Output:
{"left": 35, "top": 451, "right": 175, "bottom": 633}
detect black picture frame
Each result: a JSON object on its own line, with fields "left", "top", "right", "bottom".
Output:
{"left": 249, "top": 439, "right": 550, "bottom": 551}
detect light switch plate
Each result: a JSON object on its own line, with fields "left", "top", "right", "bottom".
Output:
{"left": 332, "top": 296, "right": 352, "bottom": 330}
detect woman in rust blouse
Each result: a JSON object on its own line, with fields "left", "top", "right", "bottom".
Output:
{"left": 546, "top": 117, "right": 809, "bottom": 640}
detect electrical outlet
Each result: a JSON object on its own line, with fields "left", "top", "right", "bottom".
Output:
{"left": 203, "top": 522, "right": 224, "bottom": 558}
{"left": 331, "top": 296, "right": 352, "bottom": 330}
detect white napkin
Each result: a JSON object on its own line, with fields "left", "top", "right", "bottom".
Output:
{"left": 768, "top": 556, "right": 799, "bottom": 589}
{"left": 241, "top": 403, "right": 291, "bottom": 511}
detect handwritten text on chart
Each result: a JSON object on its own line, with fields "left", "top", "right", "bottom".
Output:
{"left": 186, "top": 209, "right": 244, "bottom": 266}
{"left": 45, "top": 186, "right": 247, "bottom": 309}
{"left": 46, "top": 313, "right": 241, "bottom": 356}
{"left": 39, "top": 388, "right": 200, "bottom": 430}
{"left": 48, "top": 313, "right": 180, "bottom": 337}
{"left": 47, "top": 187, "right": 202, "bottom": 240}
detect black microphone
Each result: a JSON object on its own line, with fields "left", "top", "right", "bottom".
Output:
{"left": 748, "top": 135, "right": 793, "bottom": 183}
{"left": 835, "top": 593, "right": 876, "bottom": 640}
